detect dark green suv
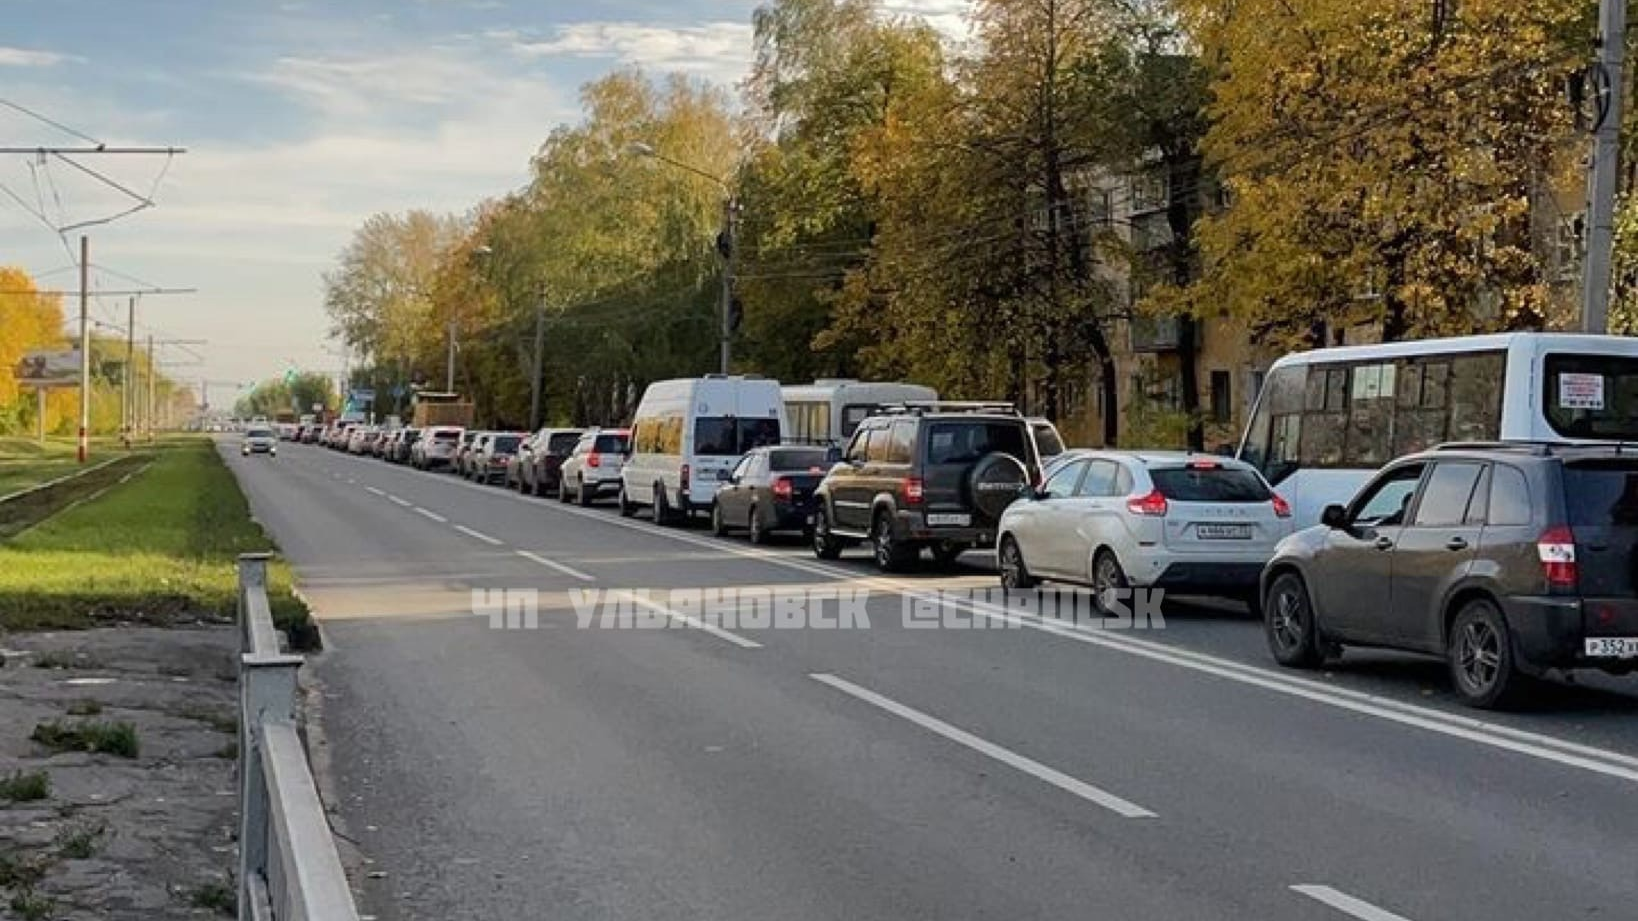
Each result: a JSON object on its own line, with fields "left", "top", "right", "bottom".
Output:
{"left": 811, "top": 403, "right": 1042, "bottom": 572}
{"left": 1261, "top": 441, "right": 1638, "bottom": 708}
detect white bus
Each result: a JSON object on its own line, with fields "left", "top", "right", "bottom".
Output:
{"left": 621, "top": 376, "right": 787, "bottom": 525}
{"left": 782, "top": 379, "right": 938, "bottom": 445}
{"left": 1237, "top": 332, "right": 1638, "bottom": 524}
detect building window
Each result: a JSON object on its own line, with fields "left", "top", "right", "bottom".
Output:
{"left": 1210, "top": 370, "right": 1232, "bottom": 424}
{"left": 1131, "top": 172, "right": 1168, "bottom": 213}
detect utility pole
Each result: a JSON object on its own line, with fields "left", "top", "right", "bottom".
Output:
{"left": 146, "top": 333, "right": 156, "bottom": 441}
{"left": 445, "top": 321, "right": 457, "bottom": 393}
{"left": 719, "top": 197, "right": 738, "bottom": 374}
{"left": 77, "top": 235, "right": 90, "bottom": 463}
{"left": 123, "top": 296, "right": 136, "bottom": 447}
{"left": 1583, "top": 0, "right": 1627, "bottom": 334}
{"left": 530, "top": 288, "right": 546, "bottom": 429}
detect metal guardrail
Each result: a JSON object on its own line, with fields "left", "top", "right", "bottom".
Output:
{"left": 236, "top": 553, "right": 360, "bottom": 921}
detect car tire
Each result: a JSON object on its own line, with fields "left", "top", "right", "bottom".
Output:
{"left": 711, "top": 502, "right": 730, "bottom": 537}
{"left": 1448, "top": 597, "right": 1523, "bottom": 709}
{"left": 577, "top": 478, "right": 593, "bottom": 507}
{"left": 748, "top": 505, "right": 770, "bottom": 545}
{"left": 998, "top": 536, "right": 1037, "bottom": 590}
{"left": 654, "top": 483, "right": 677, "bottom": 526}
{"left": 871, "top": 510, "right": 917, "bottom": 573}
{"left": 1090, "top": 550, "right": 1129, "bottom": 615}
{"left": 557, "top": 479, "right": 570, "bottom": 503}
{"left": 811, "top": 507, "right": 844, "bottom": 560}
{"left": 618, "top": 485, "right": 636, "bottom": 518}
{"left": 1264, "top": 572, "right": 1323, "bottom": 669}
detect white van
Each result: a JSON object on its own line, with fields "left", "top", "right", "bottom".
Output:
{"left": 781, "top": 379, "right": 938, "bottom": 446}
{"left": 620, "top": 376, "right": 787, "bottom": 525}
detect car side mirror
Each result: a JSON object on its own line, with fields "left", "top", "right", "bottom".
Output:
{"left": 1321, "top": 504, "right": 1348, "bottom": 529}
{"left": 717, "top": 468, "right": 733, "bottom": 482}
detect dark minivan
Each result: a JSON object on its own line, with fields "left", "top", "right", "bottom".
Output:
{"left": 1260, "top": 442, "right": 1638, "bottom": 708}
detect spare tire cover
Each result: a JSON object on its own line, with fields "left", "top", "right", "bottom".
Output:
{"left": 968, "top": 452, "right": 1029, "bottom": 521}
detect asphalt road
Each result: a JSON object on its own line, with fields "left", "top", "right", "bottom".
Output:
{"left": 226, "top": 440, "right": 1638, "bottom": 921}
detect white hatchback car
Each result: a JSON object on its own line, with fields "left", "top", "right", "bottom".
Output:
{"left": 997, "top": 451, "right": 1294, "bottom": 609}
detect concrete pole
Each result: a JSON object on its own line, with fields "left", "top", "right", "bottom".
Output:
{"left": 77, "top": 235, "right": 90, "bottom": 463}
{"left": 1582, "top": 0, "right": 1627, "bottom": 334}
{"left": 123, "top": 296, "right": 135, "bottom": 446}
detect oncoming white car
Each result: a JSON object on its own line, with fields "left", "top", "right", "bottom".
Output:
{"left": 997, "top": 452, "right": 1294, "bottom": 610}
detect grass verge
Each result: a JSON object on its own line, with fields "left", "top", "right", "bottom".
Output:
{"left": 0, "top": 770, "right": 50, "bottom": 803}
{"left": 31, "top": 720, "right": 140, "bottom": 758}
{"left": 0, "top": 437, "right": 314, "bottom": 646}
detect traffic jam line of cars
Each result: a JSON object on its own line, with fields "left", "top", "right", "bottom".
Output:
{"left": 261, "top": 365, "right": 1638, "bottom": 712}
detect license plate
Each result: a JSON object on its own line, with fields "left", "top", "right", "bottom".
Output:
{"left": 1585, "top": 637, "right": 1638, "bottom": 658}
{"left": 1196, "top": 524, "right": 1253, "bottom": 540}
{"left": 927, "top": 513, "right": 971, "bottom": 527}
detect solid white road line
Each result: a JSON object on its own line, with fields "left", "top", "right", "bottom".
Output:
{"left": 515, "top": 550, "right": 596, "bottom": 583}
{"left": 1290, "top": 885, "right": 1415, "bottom": 921}
{"left": 387, "top": 494, "right": 413, "bottom": 507}
{"left": 414, "top": 507, "right": 447, "bottom": 523}
{"left": 810, "top": 673, "right": 1156, "bottom": 819}
{"left": 326, "top": 449, "right": 1638, "bottom": 784}
{"left": 453, "top": 524, "right": 504, "bottom": 546}
{"left": 618, "top": 590, "right": 761, "bottom": 649}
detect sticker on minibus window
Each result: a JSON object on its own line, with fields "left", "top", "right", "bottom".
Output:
{"left": 1559, "top": 372, "right": 1607, "bottom": 410}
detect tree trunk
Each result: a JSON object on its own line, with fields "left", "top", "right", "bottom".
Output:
{"left": 1166, "top": 154, "right": 1204, "bottom": 451}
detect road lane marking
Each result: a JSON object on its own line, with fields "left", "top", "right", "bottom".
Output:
{"left": 1290, "top": 886, "right": 1414, "bottom": 921}
{"left": 516, "top": 550, "right": 595, "bottom": 583}
{"left": 453, "top": 524, "right": 503, "bottom": 546}
{"left": 618, "top": 590, "right": 761, "bottom": 649}
{"left": 811, "top": 673, "right": 1154, "bottom": 818}
{"left": 414, "top": 507, "right": 447, "bottom": 523}
{"left": 387, "top": 494, "right": 412, "bottom": 507}
{"left": 363, "top": 484, "right": 381, "bottom": 495}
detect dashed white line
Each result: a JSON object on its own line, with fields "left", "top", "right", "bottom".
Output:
{"left": 453, "top": 524, "right": 503, "bottom": 546}
{"left": 619, "top": 591, "right": 761, "bottom": 649}
{"left": 414, "top": 507, "right": 447, "bottom": 523}
{"left": 387, "top": 494, "right": 413, "bottom": 507}
{"left": 1290, "top": 886, "right": 1415, "bottom": 921}
{"left": 364, "top": 486, "right": 385, "bottom": 496}
{"left": 515, "top": 550, "right": 595, "bottom": 583}
{"left": 810, "top": 673, "right": 1155, "bottom": 819}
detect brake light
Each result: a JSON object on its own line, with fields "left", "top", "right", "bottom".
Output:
{"left": 680, "top": 464, "right": 691, "bottom": 491}
{"left": 1185, "top": 459, "right": 1220, "bottom": 470}
{"left": 1271, "top": 493, "right": 1292, "bottom": 518}
{"left": 1537, "top": 525, "right": 1578, "bottom": 589}
{"left": 903, "top": 476, "right": 925, "bottom": 505}
{"left": 772, "top": 477, "right": 793, "bottom": 501}
{"left": 587, "top": 452, "right": 601, "bottom": 468}
{"left": 1126, "top": 489, "right": 1169, "bottom": 517}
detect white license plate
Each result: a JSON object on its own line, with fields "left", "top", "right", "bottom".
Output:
{"left": 927, "top": 513, "right": 971, "bottom": 527}
{"left": 1196, "top": 524, "right": 1253, "bottom": 540}
{"left": 1585, "top": 637, "right": 1638, "bottom": 658}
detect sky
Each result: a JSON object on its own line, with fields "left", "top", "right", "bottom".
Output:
{"left": 0, "top": 0, "right": 971, "bottom": 408}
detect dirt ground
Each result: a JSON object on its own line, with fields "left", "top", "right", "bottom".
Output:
{"left": 0, "top": 627, "right": 240, "bottom": 919}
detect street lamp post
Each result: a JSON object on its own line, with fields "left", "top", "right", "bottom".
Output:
{"left": 630, "top": 142, "right": 736, "bottom": 375}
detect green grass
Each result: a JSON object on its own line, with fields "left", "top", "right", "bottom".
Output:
{"left": 0, "top": 437, "right": 314, "bottom": 646}
{"left": 188, "top": 881, "right": 235, "bottom": 916}
{"left": 0, "top": 436, "right": 79, "bottom": 497}
{"left": 30, "top": 720, "right": 140, "bottom": 759}
{"left": 0, "top": 770, "right": 50, "bottom": 802}
{"left": 8, "top": 890, "right": 54, "bottom": 921}
{"left": 54, "top": 821, "right": 107, "bottom": 860}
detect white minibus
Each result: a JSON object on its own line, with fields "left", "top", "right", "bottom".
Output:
{"left": 782, "top": 379, "right": 938, "bottom": 445}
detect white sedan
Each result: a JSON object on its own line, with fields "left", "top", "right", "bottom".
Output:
{"left": 997, "top": 451, "right": 1293, "bottom": 609}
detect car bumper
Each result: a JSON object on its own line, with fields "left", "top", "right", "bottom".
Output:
{"left": 1500, "top": 595, "right": 1638, "bottom": 671}
{"left": 889, "top": 510, "right": 998, "bottom": 547}
{"left": 244, "top": 443, "right": 275, "bottom": 453}
{"left": 1147, "top": 561, "right": 1264, "bottom": 594}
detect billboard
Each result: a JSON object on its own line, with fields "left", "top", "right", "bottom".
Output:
{"left": 14, "top": 349, "right": 81, "bottom": 388}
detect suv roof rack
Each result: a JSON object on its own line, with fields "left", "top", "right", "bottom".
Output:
{"left": 1433, "top": 440, "right": 1638, "bottom": 456}
{"left": 876, "top": 401, "right": 1021, "bottom": 417}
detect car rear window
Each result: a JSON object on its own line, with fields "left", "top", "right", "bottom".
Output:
{"left": 770, "top": 448, "right": 830, "bottom": 471}
{"left": 694, "top": 417, "right": 783, "bottom": 456}
{"left": 925, "top": 421, "right": 1030, "bottom": 466}
{"left": 593, "top": 433, "right": 629, "bottom": 453}
{"left": 1150, "top": 466, "right": 1272, "bottom": 502}
{"left": 434, "top": 430, "right": 460, "bottom": 441}
{"left": 1562, "top": 462, "right": 1638, "bottom": 526}
{"left": 547, "top": 433, "right": 580, "bottom": 453}
{"left": 492, "top": 435, "right": 521, "bottom": 452}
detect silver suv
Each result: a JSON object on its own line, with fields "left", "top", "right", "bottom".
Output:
{"left": 1261, "top": 442, "right": 1638, "bottom": 708}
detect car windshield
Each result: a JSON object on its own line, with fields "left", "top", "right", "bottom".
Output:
{"left": 694, "top": 417, "right": 782, "bottom": 456}
{"left": 1150, "top": 465, "right": 1271, "bottom": 502}
{"left": 769, "top": 448, "right": 830, "bottom": 471}
{"left": 247, "top": 428, "right": 273, "bottom": 439}
{"left": 925, "top": 420, "right": 1029, "bottom": 465}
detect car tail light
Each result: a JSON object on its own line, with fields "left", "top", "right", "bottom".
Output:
{"left": 1271, "top": 493, "right": 1292, "bottom": 518}
{"left": 587, "top": 452, "right": 601, "bottom": 468}
{"left": 903, "top": 476, "right": 925, "bottom": 505}
{"left": 772, "top": 477, "right": 793, "bottom": 501}
{"left": 680, "top": 464, "right": 691, "bottom": 492}
{"left": 1126, "top": 489, "right": 1169, "bottom": 517}
{"left": 1537, "top": 525, "right": 1578, "bottom": 589}
{"left": 1185, "top": 459, "right": 1220, "bottom": 470}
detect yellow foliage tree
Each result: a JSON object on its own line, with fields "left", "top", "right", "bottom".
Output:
{"left": 0, "top": 266, "right": 68, "bottom": 433}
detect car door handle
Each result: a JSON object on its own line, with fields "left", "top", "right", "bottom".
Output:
{"left": 1373, "top": 536, "right": 1395, "bottom": 551}
{"left": 1445, "top": 537, "right": 1469, "bottom": 551}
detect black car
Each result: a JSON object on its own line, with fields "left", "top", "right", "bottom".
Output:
{"left": 710, "top": 446, "right": 833, "bottom": 543}
{"left": 1261, "top": 441, "right": 1638, "bottom": 708}
{"left": 811, "top": 402, "right": 1040, "bottom": 571}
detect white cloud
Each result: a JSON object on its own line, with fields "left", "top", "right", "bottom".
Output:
{"left": 0, "top": 46, "right": 73, "bottom": 67}
{"left": 509, "top": 21, "right": 754, "bottom": 85}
